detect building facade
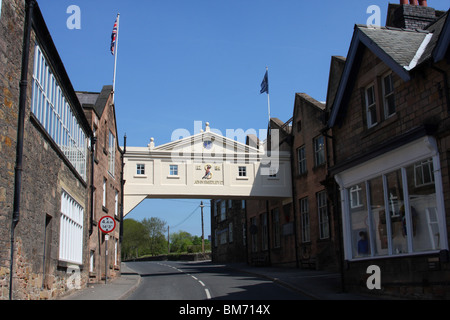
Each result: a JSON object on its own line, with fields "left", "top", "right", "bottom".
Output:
{"left": 0, "top": 0, "right": 124, "bottom": 300}
{"left": 245, "top": 119, "right": 299, "bottom": 267}
{"left": 0, "top": 0, "right": 94, "bottom": 299}
{"left": 291, "top": 93, "right": 339, "bottom": 271}
{"left": 210, "top": 199, "right": 246, "bottom": 263}
{"left": 77, "top": 85, "right": 124, "bottom": 284}
{"left": 327, "top": 2, "right": 450, "bottom": 298}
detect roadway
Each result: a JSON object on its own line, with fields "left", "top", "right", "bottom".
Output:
{"left": 125, "top": 260, "right": 311, "bottom": 300}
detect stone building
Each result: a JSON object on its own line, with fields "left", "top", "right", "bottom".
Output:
{"left": 245, "top": 118, "right": 298, "bottom": 267}
{"left": 291, "top": 92, "right": 338, "bottom": 271}
{"left": 327, "top": 1, "right": 450, "bottom": 298}
{"left": 210, "top": 199, "right": 246, "bottom": 263}
{"left": 0, "top": 0, "right": 26, "bottom": 300}
{"left": 0, "top": 0, "right": 96, "bottom": 300}
{"left": 77, "top": 85, "right": 124, "bottom": 284}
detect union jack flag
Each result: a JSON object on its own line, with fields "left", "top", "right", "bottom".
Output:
{"left": 110, "top": 15, "right": 118, "bottom": 55}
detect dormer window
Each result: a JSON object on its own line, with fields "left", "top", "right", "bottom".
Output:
{"left": 382, "top": 73, "right": 396, "bottom": 118}
{"left": 363, "top": 72, "right": 397, "bottom": 129}
{"left": 365, "top": 84, "right": 378, "bottom": 128}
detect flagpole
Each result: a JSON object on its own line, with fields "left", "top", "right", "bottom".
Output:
{"left": 112, "top": 13, "right": 120, "bottom": 104}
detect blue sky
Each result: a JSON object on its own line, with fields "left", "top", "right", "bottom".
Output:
{"left": 37, "top": 0, "right": 449, "bottom": 237}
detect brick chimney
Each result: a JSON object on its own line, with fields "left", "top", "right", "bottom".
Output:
{"left": 386, "top": 0, "right": 437, "bottom": 30}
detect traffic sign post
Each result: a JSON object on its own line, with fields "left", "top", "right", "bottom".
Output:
{"left": 99, "top": 216, "right": 116, "bottom": 284}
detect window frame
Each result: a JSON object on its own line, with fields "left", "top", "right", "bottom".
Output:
{"left": 300, "top": 197, "right": 310, "bottom": 243}
{"left": 350, "top": 184, "right": 364, "bottom": 209}
{"left": 59, "top": 190, "right": 84, "bottom": 265}
{"left": 313, "top": 135, "right": 325, "bottom": 167}
{"left": 31, "top": 45, "right": 88, "bottom": 180}
{"left": 365, "top": 83, "right": 378, "bottom": 128}
{"left": 335, "top": 137, "right": 448, "bottom": 262}
{"left": 297, "top": 145, "right": 307, "bottom": 175}
{"left": 169, "top": 164, "right": 179, "bottom": 176}
{"left": 382, "top": 73, "right": 396, "bottom": 119}
{"left": 238, "top": 166, "right": 247, "bottom": 177}
{"left": 136, "top": 164, "right": 145, "bottom": 176}
{"left": 272, "top": 208, "right": 281, "bottom": 248}
{"left": 317, "top": 191, "right": 329, "bottom": 240}
{"left": 108, "top": 130, "right": 116, "bottom": 176}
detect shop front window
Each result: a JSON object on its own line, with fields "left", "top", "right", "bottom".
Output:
{"left": 386, "top": 169, "right": 408, "bottom": 254}
{"left": 368, "top": 176, "right": 389, "bottom": 257}
{"left": 345, "top": 157, "right": 442, "bottom": 260}
{"left": 348, "top": 183, "right": 369, "bottom": 258}
{"left": 406, "top": 162, "right": 439, "bottom": 252}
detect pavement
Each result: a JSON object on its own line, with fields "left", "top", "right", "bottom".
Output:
{"left": 59, "top": 262, "right": 142, "bottom": 300}
{"left": 58, "top": 261, "right": 391, "bottom": 300}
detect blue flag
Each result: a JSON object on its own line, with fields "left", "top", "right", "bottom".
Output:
{"left": 260, "top": 70, "right": 269, "bottom": 94}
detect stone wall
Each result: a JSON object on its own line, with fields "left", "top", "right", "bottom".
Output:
{"left": 0, "top": 0, "right": 92, "bottom": 299}
{"left": 0, "top": 0, "right": 25, "bottom": 300}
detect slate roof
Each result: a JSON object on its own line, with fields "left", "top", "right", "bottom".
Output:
{"left": 357, "top": 25, "right": 430, "bottom": 69}
{"left": 77, "top": 85, "right": 113, "bottom": 118}
{"left": 328, "top": 10, "right": 449, "bottom": 128}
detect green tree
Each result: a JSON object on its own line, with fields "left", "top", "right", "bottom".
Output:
{"left": 122, "top": 219, "right": 149, "bottom": 260}
{"left": 170, "top": 231, "right": 193, "bottom": 253}
{"left": 142, "top": 217, "right": 167, "bottom": 256}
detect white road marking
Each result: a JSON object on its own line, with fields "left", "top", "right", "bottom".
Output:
{"left": 159, "top": 262, "right": 211, "bottom": 299}
{"left": 205, "top": 289, "right": 211, "bottom": 300}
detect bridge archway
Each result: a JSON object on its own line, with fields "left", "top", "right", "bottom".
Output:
{"left": 123, "top": 122, "right": 292, "bottom": 216}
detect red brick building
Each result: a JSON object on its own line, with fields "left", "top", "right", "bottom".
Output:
{"left": 245, "top": 118, "right": 298, "bottom": 267}
{"left": 327, "top": 2, "right": 450, "bottom": 298}
{"left": 292, "top": 93, "right": 338, "bottom": 270}
{"left": 78, "top": 86, "right": 124, "bottom": 284}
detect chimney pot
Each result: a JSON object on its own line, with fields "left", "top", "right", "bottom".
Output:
{"left": 409, "top": 0, "right": 418, "bottom": 5}
{"left": 419, "top": 0, "right": 427, "bottom": 6}
{"left": 400, "top": 0, "right": 408, "bottom": 4}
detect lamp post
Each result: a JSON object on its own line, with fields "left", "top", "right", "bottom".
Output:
{"left": 200, "top": 201, "right": 205, "bottom": 254}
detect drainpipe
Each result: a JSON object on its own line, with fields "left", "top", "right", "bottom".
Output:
{"left": 119, "top": 134, "right": 126, "bottom": 245}
{"left": 284, "top": 134, "right": 300, "bottom": 268}
{"left": 89, "top": 137, "right": 97, "bottom": 236}
{"left": 10, "top": 0, "right": 35, "bottom": 300}
{"left": 321, "top": 125, "right": 346, "bottom": 293}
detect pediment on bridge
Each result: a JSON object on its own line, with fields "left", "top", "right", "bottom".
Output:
{"left": 150, "top": 123, "right": 263, "bottom": 157}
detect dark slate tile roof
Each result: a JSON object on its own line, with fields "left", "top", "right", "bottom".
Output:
{"left": 357, "top": 25, "right": 430, "bottom": 69}
{"left": 76, "top": 85, "right": 113, "bottom": 118}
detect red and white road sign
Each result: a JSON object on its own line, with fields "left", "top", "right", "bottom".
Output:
{"left": 99, "top": 216, "right": 116, "bottom": 234}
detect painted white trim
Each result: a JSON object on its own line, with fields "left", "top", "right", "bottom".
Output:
{"left": 404, "top": 33, "right": 433, "bottom": 71}
{"left": 336, "top": 136, "right": 438, "bottom": 188}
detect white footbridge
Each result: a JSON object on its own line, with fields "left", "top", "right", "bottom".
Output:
{"left": 123, "top": 122, "right": 292, "bottom": 216}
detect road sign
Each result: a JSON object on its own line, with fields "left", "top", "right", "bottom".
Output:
{"left": 99, "top": 216, "right": 116, "bottom": 234}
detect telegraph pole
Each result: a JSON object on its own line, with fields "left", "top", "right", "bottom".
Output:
{"left": 200, "top": 202, "right": 205, "bottom": 254}
{"left": 167, "top": 226, "right": 170, "bottom": 254}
